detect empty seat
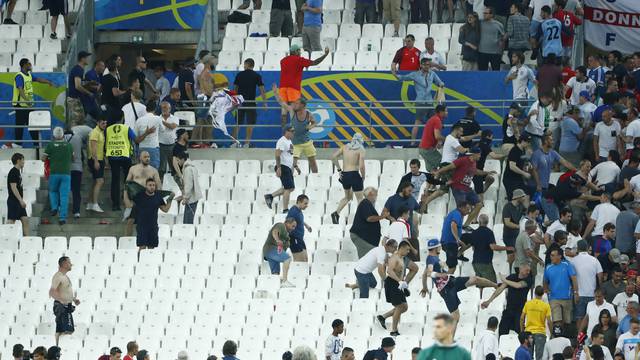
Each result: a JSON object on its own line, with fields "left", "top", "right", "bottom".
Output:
{"left": 430, "top": 23, "right": 451, "bottom": 39}
{"left": 245, "top": 37, "right": 267, "bottom": 51}
{"left": 0, "top": 25, "right": 20, "bottom": 39}
{"left": 358, "top": 38, "right": 381, "bottom": 52}
{"left": 407, "top": 24, "right": 428, "bottom": 37}
{"left": 268, "top": 37, "right": 289, "bottom": 51}
{"left": 339, "top": 24, "right": 361, "bottom": 38}
{"left": 323, "top": 0, "right": 344, "bottom": 10}
{"left": 218, "top": 51, "right": 240, "bottom": 66}
{"left": 225, "top": 23, "right": 248, "bottom": 38}
{"left": 21, "top": 25, "right": 43, "bottom": 39}
{"left": 322, "top": 24, "right": 339, "bottom": 39}
{"left": 0, "top": 39, "right": 16, "bottom": 53}
{"left": 252, "top": 9, "right": 271, "bottom": 23}
{"left": 362, "top": 24, "right": 384, "bottom": 39}
{"left": 17, "top": 39, "right": 38, "bottom": 53}
{"left": 336, "top": 38, "right": 358, "bottom": 52}
{"left": 356, "top": 51, "right": 378, "bottom": 66}
{"left": 222, "top": 38, "right": 244, "bottom": 51}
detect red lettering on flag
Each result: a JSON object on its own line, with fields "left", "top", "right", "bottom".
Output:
{"left": 584, "top": 6, "right": 640, "bottom": 28}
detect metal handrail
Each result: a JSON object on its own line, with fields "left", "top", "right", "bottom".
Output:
{"left": 195, "top": 0, "right": 219, "bottom": 60}
{"left": 64, "top": 0, "right": 94, "bottom": 73}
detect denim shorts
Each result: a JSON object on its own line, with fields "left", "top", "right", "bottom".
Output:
{"left": 265, "top": 248, "right": 290, "bottom": 274}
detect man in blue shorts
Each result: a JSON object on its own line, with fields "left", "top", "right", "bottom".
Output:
{"left": 287, "top": 194, "right": 312, "bottom": 262}
{"left": 439, "top": 201, "right": 472, "bottom": 274}
{"left": 420, "top": 239, "right": 498, "bottom": 334}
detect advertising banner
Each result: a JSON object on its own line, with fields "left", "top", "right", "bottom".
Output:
{"left": 95, "top": 0, "right": 208, "bottom": 30}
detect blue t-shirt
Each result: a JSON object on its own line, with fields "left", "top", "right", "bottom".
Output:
{"left": 592, "top": 104, "right": 609, "bottom": 123}
{"left": 384, "top": 194, "right": 420, "bottom": 231}
{"left": 68, "top": 64, "right": 85, "bottom": 99}
{"left": 303, "top": 0, "right": 323, "bottom": 26}
{"left": 15, "top": 71, "right": 28, "bottom": 88}
{"left": 530, "top": 148, "right": 561, "bottom": 189}
{"left": 543, "top": 261, "right": 576, "bottom": 300}
{"left": 515, "top": 345, "right": 531, "bottom": 360}
{"left": 426, "top": 255, "right": 451, "bottom": 290}
{"left": 441, "top": 209, "right": 462, "bottom": 245}
{"left": 559, "top": 116, "right": 581, "bottom": 152}
{"left": 81, "top": 68, "right": 101, "bottom": 112}
{"left": 593, "top": 238, "right": 612, "bottom": 255}
{"left": 539, "top": 18, "right": 563, "bottom": 57}
{"left": 287, "top": 205, "right": 305, "bottom": 239}
{"left": 618, "top": 315, "right": 640, "bottom": 335}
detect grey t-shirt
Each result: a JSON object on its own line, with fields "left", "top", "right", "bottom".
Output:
{"left": 479, "top": 19, "right": 505, "bottom": 54}
{"left": 69, "top": 125, "right": 92, "bottom": 172}
{"left": 616, "top": 210, "right": 639, "bottom": 254}
{"left": 514, "top": 231, "right": 534, "bottom": 269}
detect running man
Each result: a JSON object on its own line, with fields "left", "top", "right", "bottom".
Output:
{"left": 378, "top": 240, "right": 412, "bottom": 336}
{"left": 49, "top": 256, "right": 80, "bottom": 345}
{"left": 330, "top": 133, "right": 366, "bottom": 224}
{"left": 265, "top": 126, "right": 299, "bottom": 213}
{"left": 420, "top": 239, "right": 498, "bottom": 335}
{"left": 123, "top": 151, "right": 163, "bottom": 236}
{"left": 273, "top": 83, "right": 319, "bottom": 173}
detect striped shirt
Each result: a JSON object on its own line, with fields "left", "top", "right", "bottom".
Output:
{"left": 507, "top": 13, "right": 531, "bottom": 50}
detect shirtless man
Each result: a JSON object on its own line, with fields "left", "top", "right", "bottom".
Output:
{"left": 377, "top": 240, "right": 412, "bottom": 336}
{"left": 420, "top": 239, "right": 498, "bottom": 335}
{"left": 49, "top": 256, "right": 80, "bottom": 345}
{"left": 123, "top": 151, "right": 162, "bottom": 236}
{"left": 330, "top": 133, "right": 366, "bottom": 224}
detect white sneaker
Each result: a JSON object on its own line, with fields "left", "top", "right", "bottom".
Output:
{"left": 280, "top": 280, "right": 295, "bottom": 288}
{"left": 122, "top": 208, "right": 132, "bottom": 221}
{"left": 92, "top": 203, "right": 104, "bottom": 213}
{"left": 86, "top": 203, "right": 94, "bottom": 210}
{"left": 73, "top": 213, "right": 80, "bottom": 219}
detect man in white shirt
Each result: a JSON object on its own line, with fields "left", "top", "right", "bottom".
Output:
{"left": 154, "top": 67, "right": 171, "bottom": 101}
{"left": 565, "top": 66, "right": 596, "bottom": 106}
{"left": 505, "top": 52, "right": 536, "bottom": 101}
{"left": 158, "top": 102, "right": 179, "bottom": 179}
{"left": 473, "top": 316, "right": 498, "bottom": 360}
{"left": 544, "top": 208, "right": 572, "bottom": 246}
{"left": 613, "top": 283, "right": 639, "bottom": 320}
{"left": 580, "top": 288, "right": 617, "bottom": 339}
{"left": 624, "top": 108, "right": 640, "bottom": 151}
{"left": 578, "top": 91, "right": 597, "bottom": 127}
{"left": 325, "top": 319, "right": 345, "bottom": 360}
{"left": 441, "top": 124, "right": 467, "bottom": 163}
{"left": 134, "top": 100, "right": 163, "bottom": 170}
{"left": 122, "top": 89, "right": 146, "bottom": 130}
{"left": 264, "top": 126, "right": 298, "bottom": 212}
{"left": 524, "top": 93, "right": 553, "bottom": 151}
{"left": 346, "top": 239, "right": 398, "bottom": 298}
{"left": 419, "top": 37, "right": 447, "bottom": 71}
{"left": 542, "top": 332, "right": 572, "bottom": 360}
{"left": 569, "top": 240, "right": 604, "bottom": 323}
{"left": 583, "top": 192, "right": 620, "bottom": 240}
{"left": 579, "top": 329, "right": 614, "bottom": 360}
{"left": 589, "top": 153, "right": 621, "bottom": 192}
{"left": 615, "top": 318, "right": 640, "bottom": 360}
{"left": 593, "top": 107, "right": 622, "bottom": 162}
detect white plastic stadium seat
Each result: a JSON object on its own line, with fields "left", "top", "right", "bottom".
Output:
{"left": 339, "top": 24, "right": 361, "bottom": 39}
{"left": 0, "top": 25, "right": 20, "bottom": 39}
{"left": 225, "top": 23, "right": 248, "bottom": 38}
{"left": 362, "top": 24, "right": 384, "bottom": 39}
{"left": 430, "top": 23, "right": 451, "bottom": 39}
{"left": 245, "top": 37, "right": 267, "bottom": 52}
{"left": 174, "top": 111, "right": 196, "bottom": 127}
{"left": 252, "top": 10, "right": 271, "bottom": 23}
{"left": 336, "top": 38, "right": 358, "bottom": 52}
{"left": 21, "top": 25, "right": 43, "bottom": 39}
{"left": 268, "top": 37, "right": 289, "bottom": 51}
{"left": 323, "top": 0, "right": 344, "bottom": 10}
{"left": 358, "top": 38, "right": 381, "bottom": 52}
{"left": 406, "top": 24, "right": 428, "bottom": 37}
{"left": 222, "top": 38, "right": 244, "bottom": 51}
{"left": 218, "top": 51, "right": 240, "bottom": 66}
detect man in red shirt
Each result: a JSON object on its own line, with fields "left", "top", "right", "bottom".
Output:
{"left": 122, "top": 341, "right": 138, "bottom": 360}
{"left": 419, "top": 104, "right": 447, "bottom": 171}
{"left": 279, "top": 44, "right": 329, "bottom": 127}
{"left": 434, "top": 148, "right": 497, "bottom": 227}
{"left": 552, "top": 0, "right": 582, "bottom": 63}
{"left": 390, "top": 35, "right": 421, "bottom": 74}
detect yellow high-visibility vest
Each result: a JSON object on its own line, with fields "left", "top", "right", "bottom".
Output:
{"left": 106, "top": 124, "right": 132, "bottom": 158}
{"left": 12, "top": 72, "right": 33, "bottom": 107}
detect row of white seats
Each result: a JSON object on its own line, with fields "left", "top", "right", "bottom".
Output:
{"left": 0, "top": 52, "right": 59, "bottom": 68}
{"left": 3, "top": 0, "right": 80, "bottom": 12}
{"left": 0, "top": 24, "right": 67, "bottom": 40}
{"left": 226, "top": 22, "right": 454, "bottom": 40}
{"left": 0, "top": 38, "right": 62, "bottom": 54}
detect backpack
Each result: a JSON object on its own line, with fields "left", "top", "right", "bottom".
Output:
{"left": 227, "top": 11, "right": 251, "bottom": 23}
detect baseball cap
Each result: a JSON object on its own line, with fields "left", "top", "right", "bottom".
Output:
{"left": 512, "top": 188, "right": 526, "bottom": 199}
{"left": 609, "top": 248, "right": 621, "bottom": 263}
{"left": 426, "top": 239, "right": 441, "bottom": 250}
{"left": 77, "top": 51, "right": 91, "bottom": 61}
{"left": 620, "top": 254, "right": 630, "bottom": 264}
{"left": 290, "top": 44, "right": 301, "bottom": 52}
{"left": 381, "top": 337, "right": 396, "bottom": 348}
{"left": 509, "top": 102, "right": 522, "bottom": 111}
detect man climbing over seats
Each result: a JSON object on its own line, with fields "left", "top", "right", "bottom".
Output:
{"left": 262, "top": 217, "right": 298, "bottom": 287}
{"left": 420, "top": 239, "right": 499, "bottom": 335}
{"left": 397, "top": 158, "right": 446, "bottom": 211}
{"left": 377, "top": 239, "right": 413, "bottom": 336}
{"left": 344, "top": 239, "right": 398, "bottom": 298}
{"left": 123, "top": 151, "right": 163, "bottom": 236}
{"left": 330, "top": 133, "right": 366, "bottom": 224}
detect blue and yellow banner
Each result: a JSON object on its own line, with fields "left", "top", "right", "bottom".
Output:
{"left": 95, "top": 0, "right": 208, "bottom": 30}
{"left": 215, "top": 70, "right": 514, "bottom": 147}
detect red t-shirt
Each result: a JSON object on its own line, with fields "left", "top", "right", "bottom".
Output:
{"left": 393, "top": 46, "right": 421, "bottom": 71}
{"left": 451, "top": 156, "right": 477, "bottom": 191}
{"left": 123, "top": 356, "right": 134, "bottom": 360}
{"left": 553, "top": 9, "right": 582, "bottom": 47}
{"left": 280, "top": 55, "right": 313, "bottom": 90}
{"left": 419, "top": 114, "right": 443, "bottom": 149}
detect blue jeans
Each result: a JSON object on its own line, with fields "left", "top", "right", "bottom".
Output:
{"left": 49, "top": 174, "right": 71, "bottom": 221}
{"left": 183, "top": 201, "right": 198, "bottom": 224}
{"left": 540, "top": 196, "right": 559, "bottom": 223}
{"left": 575, "top": 296, "right": 594, "bottom": 320}
{"left": 354, "top": 269, "right": 377, "bottom": 298}
{"left": 140, "top": 147, "right": 160, "bottom": 170}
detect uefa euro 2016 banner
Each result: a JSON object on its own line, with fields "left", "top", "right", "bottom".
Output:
{"left": 584, "top": 0, "right": 640, "bottom": 54}
{"left": 95, "top": 0, "right": 208, "bottom": 30}
{"left": 0, "top": 71, "right": 515, "bottom": 147}
{"left": 215, "top": 70, "right": 514, "bottom": 147}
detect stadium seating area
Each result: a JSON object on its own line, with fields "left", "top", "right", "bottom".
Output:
{"left": 0, "top": 156, "right": 545, "bottom": 359}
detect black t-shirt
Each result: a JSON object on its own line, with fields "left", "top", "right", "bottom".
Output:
{"left": 471, "top": 226, "right": 496, "bottom": 264}
{"left": 271, "top": 0, "right": 291, "bottom": 10}
{"left": 502, "top": 202, "right": 524, "bottom": 243}
{"left": 171, "top": 142, "right": 187, "bottom": 174}
{"left": 101, "top": 74, "right": 120, "bottom": 108}
{"left": 454, "top": 117, "right": 481, "bottom": 148}
{"left": 619, "top": 166, "right": 640, "bottom": 188}
{"left": 178, "top": 68, "right": 195, "bottom": 101}
{"left": 544, "top": 242, "right": 564, "bottom": 265}
{"left": 234, "top": 70, "right": 264, "bottom": 103}
{"left": 597, "top": 252, "right": 616, "bottom": 277}
{"left": 550, "top": 175, "right": 583, "bottom": 205}
{"left": 7, "top": 167, "right": 23, "bottom": 202}
{"left": 134, "top": 192, "right": 165, "bottom": 228}
{"left": 350, "top": 199, "right": 381, "bottom": 246}
{"left": 505, "top": 273, "right": 533, "bottom": 311}
{"left": 129, "top": 68, "right": 146, "bottom": 97}
{"left": 485, "top": 0, "right": 513, "bottom": 16}
{"left": 503, "top": 145, "right": 526, "bottom": 181}
{"left": 476, "top": 138, "right": 492, "bottom": 170}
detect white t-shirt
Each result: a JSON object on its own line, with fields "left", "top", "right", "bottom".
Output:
{"left": 589, "top": 161, "right": 621, "bottom": 186}
{"left": 276, "top": 136, "right": 294, "bottom": 168}
{"left": 420, "top": 50, "right": 446, "bottom": 67}
{"left": 355, "top": 246, "right": 387, "bottom": 274}
{"left": 529, "top": 0, "right": 553, "bottom": 21}
{"left": 122, "top": 101, "right": 147, "bottom": 130}
{"left": 386, "top": 219, "right": 411, "bottom": 242}
{"left": 578, "top": 344, "right": 613, "bottom": 360}
{"left": 193, "top": 62, "right": 205, "bottom": 95}
{"left": 625, "top": 118, "right": 640, "bottom": 150}
{"left": 508, "top": 65, "right": 535, "bottom": 100}
{"left": 441, "top": 134, "right": 462, "bottom": 163}
{"left": 580, "top": 102, "right": 597, "bottom": 127}
{"left": 590, "top": 203, "right": 620, "bottom": 236}
{"left": 616, "top": 331, "right": 640, "bottom": 360}
{"left": 325, "top": 334, "right": 344, "bottom": 360}
{"left": 545, "top": 220, "right": 566, "bottom": 238}
{"left": 526, "top": 100, "right": 548, "bottom": 136}
{"left": 543, "top": 337, "right": 572, "bottom": 360}
{"left": 135, "top": 113, "right": 162, "bottom": 148}
{"left": 473, "top": 329, "right": 498, "bottom": 360}
{"left": 585, "top": 300, "right": 616, "bottom": 337}
{"left": 613, "top": 292, "right": 639, "bottom": 320}
{"left": 565, "top": 233, "right": 581, "bottom": 254}
{"left": 158, "top": 114, "right": 179, "bottom": 145}
{"left": 593, "top": 121, "right": 622, "bottom": 158}
{"left": 568, "top": 252, "right": 603, "bottom": 297}
{"left": 566, "top": 77, "right": 596, "bottom": 105}
{"left": 630, "top": 174, "right": 640, "bottom": 200}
